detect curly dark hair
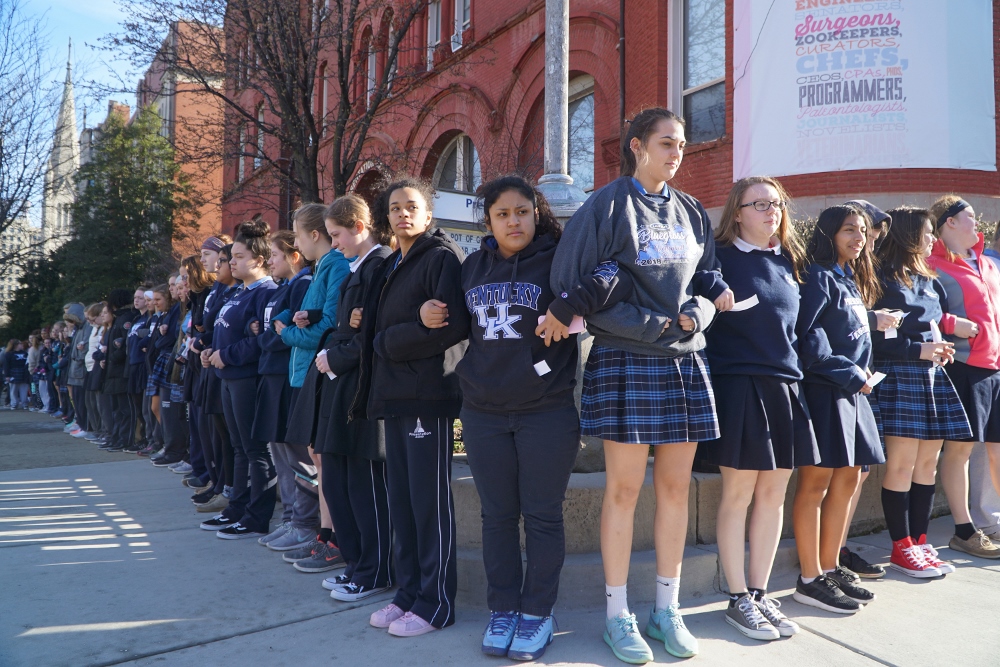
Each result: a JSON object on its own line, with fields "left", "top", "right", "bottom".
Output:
{"left": 478, "top": 174, "right": 562, "bottom": 242}
{"left": 372, "top": 176, "right": 436, "bottom": 243}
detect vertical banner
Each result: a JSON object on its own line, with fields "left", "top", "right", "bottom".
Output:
{"left": 733, "top": 0, "right": 996, "bottom": 180}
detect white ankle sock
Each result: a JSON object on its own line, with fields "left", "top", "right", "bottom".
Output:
{"left": 605, "top": 584, "right": 629, "bottom": 618}
{"left": 800, "top": 575, "right": 817, "bottom": 584}
{"left": 655, "top": 576, "right": 680, "bottom": 611}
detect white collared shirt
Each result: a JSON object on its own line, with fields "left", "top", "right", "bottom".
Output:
{"left": 734, "top": 235, "right": 782, "bottom": 255}
{"left": 349, "top": 244, "right": 383, "bottom": 274}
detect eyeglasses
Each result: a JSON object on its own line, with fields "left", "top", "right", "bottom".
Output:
{"left": 739, "top": 200, "right": 787, "bottom": 212}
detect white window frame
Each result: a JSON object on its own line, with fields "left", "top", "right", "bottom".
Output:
{"left": 238, "top": 125, "right": 246, "bottom": 182}
{"left": 567, "top": 74, "right": 596, "bottom": 192}
{"left": 255, "top": 107, "right": 264, "bottom": 169}
{"left": 367, "top": 41, "right": 377, "bottom": 106}
{"left": 668, "top": 0, "right": 725, "bottom": 138}
{"left": 321, "top": 69, "right": 328, "bottom": 135}
{"left": 433, "top": 133, "right": 480, "bottom": 193}
{"left": 427, "top": 1, "right": 441, "bottom": 70}
{"left": 452, "top": 0, "right": 471, "bottom": 51}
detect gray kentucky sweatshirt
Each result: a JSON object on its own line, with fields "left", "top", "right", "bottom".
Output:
{"left": 551, "top": 176, "right": 727, "bottom": 358}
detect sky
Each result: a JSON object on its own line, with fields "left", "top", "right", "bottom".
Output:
{"left": 25, "top": 0, "right": 137, "bottom": 129}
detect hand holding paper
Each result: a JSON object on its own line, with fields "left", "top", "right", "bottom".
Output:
{"left": 866, "top": 371, "right": 886, "bottom": 389}
{"left": 729, "top": 294, "right": 759, "bottom": 312}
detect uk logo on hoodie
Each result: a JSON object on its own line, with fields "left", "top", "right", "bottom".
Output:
{"left": 464, "top": 281, "right": 543, "bottom": 340}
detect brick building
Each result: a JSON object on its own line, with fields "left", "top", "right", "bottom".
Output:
{"left": 221, "top": 0, "right": 1000, "bottom": 238}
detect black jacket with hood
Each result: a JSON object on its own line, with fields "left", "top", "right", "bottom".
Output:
{"left": 456, "top": 233, "right": 633, "bottom": 414}
{"left": 352, "top": 229, "right": 470, "bottom": 420}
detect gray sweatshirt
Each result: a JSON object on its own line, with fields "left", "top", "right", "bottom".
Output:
{"left": 551, "top": 176, "right": 726, "bottom": 358}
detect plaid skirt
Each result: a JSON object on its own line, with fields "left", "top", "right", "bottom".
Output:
{"left": 871, "top": 360, "right": 972, "bottom": 441}
{"left": 581, "top": 345, "right": 720, "bottom": 445}
{"left": 145, "top": 352, "right": 170, "bottom": 397}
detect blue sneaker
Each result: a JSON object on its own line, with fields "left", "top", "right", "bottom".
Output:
{"left": 604, "top": 612, "right": 653, "bottom": 664}
{"left": 508, "top": 614, "right": 555, "bottom": 661}
{"left": 646, "top": 605, "right": 698, "bottom": 658}
{"left": 481, "top": 610, "right": 519, "bottom": 656}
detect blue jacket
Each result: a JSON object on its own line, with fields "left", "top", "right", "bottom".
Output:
{"left": 259, "top": 267, "right": 312, "bottom": 376}
{"left": 215, "top": 278, "right": 278, "bottom": 379}
{"left": 275, "top": 249, "right": 350, "bottom": 387}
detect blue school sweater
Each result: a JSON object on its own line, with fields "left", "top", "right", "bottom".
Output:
{"left": 796, "top": 263, "right": 872, "bottom": 393}
{"left": 705, "top": 242, "right": 802, "bottom": 380}
{"left": 258, "top": 267, "right": 312, "bottom": 376}
{"left": 214, "top": 277, "right": 278, "bottom": 379}
{"left": 871, "top": 273, "right": 950, "bottom": 361}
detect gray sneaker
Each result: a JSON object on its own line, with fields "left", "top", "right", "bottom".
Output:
{"left": 292, "top": 542, "right": 346, "bottom": 573}
{"left": 267, "top": 526, "right": 315, "bottom": 552}
{"left": 282, "top": 538, "right": 321, "bottom": 563}
{"left": 258, "top": 521, "right": 291, "bottom": 546}
{"left": 725, "top": 594, "right": 779, "bottom": 641}
{"left": 753, "top": 593, "right": 799, "bottom": 637}
{"left": 195, "top": 494, "right": 229, "bottom": 514}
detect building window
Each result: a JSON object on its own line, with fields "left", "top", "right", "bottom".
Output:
{"left": 427, "top": 1, "right": 441, "bottom": 70}
{"left": 434, "top": 134, "right": 481, "bottom": 193}
{"left": 255, "top": 106, "right": 264, "bottom": 169}
{"left": 568, "top": 75, "right": 595, "bottom": 192}
{"left": 238, "top": 125, "right": 246, "bottom": 182}
{"left": 367, "top": 41, "right": 377, "bottom": 106}
{"left": 452, "top": 0, "right": 471, "bottom": 50}
{"left": 676, "top": 0, "right": 725, "bottom": 144}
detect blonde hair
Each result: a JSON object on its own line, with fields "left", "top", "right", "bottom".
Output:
{"left": 292, "top": 203, "right": 331, "bottom": 242}
{"left": 325, "top": 194, "right": 392, "bottom": 245}
{"left": 716, "top": 176, "right": 806, "bottom": 281}
{"left": 929, "top": 194, "right": 969, "bottom": 261}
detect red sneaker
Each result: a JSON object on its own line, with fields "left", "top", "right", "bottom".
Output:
{"left": 889, "top": 536, "right": 942, "bottom": 578}
{"left": 913, "top": 535, "right": 956, "bottom": 574}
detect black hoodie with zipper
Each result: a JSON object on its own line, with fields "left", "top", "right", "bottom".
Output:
{"left": 456, "top": 233, "right": 633, "bottom": 414}
{"left": 353, "top": 229, "right": 471, "bottom": 420}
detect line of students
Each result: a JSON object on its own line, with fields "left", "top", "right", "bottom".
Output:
{"left": 42, "top": 104, "right": 1000, "bottom": 664}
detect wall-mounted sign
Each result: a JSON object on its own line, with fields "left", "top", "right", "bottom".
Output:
{"left": 434, "top": 189, "right": 484, "bottom": 258}
{"left": 733, "top": 0, "right": 996, "bottom": 179}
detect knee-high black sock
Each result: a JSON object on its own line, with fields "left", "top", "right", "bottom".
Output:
{"left": 908, "top": 482, "right": 936, "bottom": 541}
{"left": 881, "top": 487, "right": 910, "bottom": 542}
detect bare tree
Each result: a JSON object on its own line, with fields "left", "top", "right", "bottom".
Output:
{"left": 0, "top": 0, "right": 61, "bottom": 275}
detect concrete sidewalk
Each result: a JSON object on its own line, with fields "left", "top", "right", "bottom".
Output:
{"left": 1, "top": 412, "right": 999, "bottom": 666}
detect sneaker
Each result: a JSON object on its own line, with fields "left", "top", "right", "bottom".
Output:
{"left": 192, "top": 488, "right": 217, "bottom": 503}
{"left": 72, "top": 430, "right": 90, "bottom": 439}
{"left": 508, "top": 614, "right": 555, "bottom": 661}
{"left": 388, "top": 611, "right": 436, "bottom": 637}
{"left": 330, "top": 582, "right": 391, "bottom": 602}
{"left": 827, "top": 566, "right": 876, "bottom": 604}
{"left": 914, "top": 536, "right": 956, "bottom": 574}
{"left": 646, "top": 605, "right": 698, "bottom": 658}
{"left": 753, "top": 592, "right": 799, "bottom": 637}
{"left": 322, "top": 573, "right": 351, "bottom": 590}
{"left": 724, "top": 594, "right": 779, "bottom": 641}
{"left": 604, "top": 612, "right": 654, "bottom": 664}
{"left": 84, "top": 432, "right": 100, "bottom": 441}
{"left": 151, "top": 456, "right": 182, "bottom": 468}
{"left": 122, "top": 443, "right": 144, "bottom": 453}
{"left": 217, "top": 523, "right": 266, "bottom": 540}
{"left": 370, "top": 603, "right": 406, "bottom": 629}
{"left": 792, "top": 575, "right": 861, "bottom": 614}
{"left": 949, "top": 530, "right": 1000, "bottom": 559}
{"left": 171, "top": 462, "right": 194, "bottom": 474}
{"left": 838, "top": 546, "right": 885, "bottom": 579}
{"left": 257, "top": 521, "right": 291, "bottom": 546}
{"left": 292, "top": 542, "right": 346, "bottom": 573}
{"left": 63, "top": 422, "right": 76, "bottom": 433}
{"left": 137, "top": 444, "right": 156, "bottom": 457}
{"left": 480, "top": 610, "right": 519, "bottom": 656}
{"left": 890, "top": 537, "right": 943, "bottom": 577}
{"left": 267, "top": 526, "right": 315, "bottom": 552}
{"left": 199, "top": 515, "right": 238, "bottom": 531}
{"left": 282, "top": 538, "right": 322, "bottom": 563}
{"left": 195, "top": 494, "right": 229, "bottom": 513}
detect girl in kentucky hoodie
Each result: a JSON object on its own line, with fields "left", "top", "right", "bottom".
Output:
{"left": 353, "top": 178, "right": 470, "bottom": 637}
{"left": 203, "top": 219, "right": 279, "bottom": 539}
{"left": 417, "top": 175, "right": 632, "bottom": 660}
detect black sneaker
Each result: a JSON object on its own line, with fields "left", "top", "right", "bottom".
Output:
{"left": 152, "top": 456, "right": 181, "bottom": 467}
{"left": 123, "top": 443, "right": 144, "bottom": 453}
{"left": 839, "top": 547, "right": 885, "bottom": 579}
{"left": 191, "top": 489, "right": 216, "bottom": 504}
{"left": 827, "top": 566, "right": 876, "bottom": 604}
{"left": 200, "top": 515, "right": 238, "bottom": 531}
{"left": 217, "top": 523, "right": 266, "bottom": 540}
{"left": 792, "top": 575, "right": 861, "bottom": 614}
{"left": 329, "top": 582, "right": 391, "bottom": 602}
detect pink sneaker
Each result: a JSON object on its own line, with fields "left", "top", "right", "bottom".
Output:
{"left": 388, "top": 611, "right": 437, "bottom": 637}
{"left": 370, "top": 603, "right": 405, "bottom": 629}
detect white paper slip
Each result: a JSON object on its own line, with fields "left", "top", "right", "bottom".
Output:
{"left": 533, "top": 360, "right": 551, "bottom": 376}
{"left": 866, "top": 372, "right": 887, "bottom": 388}
{"left": 929, "top": 319, "right": 943, "bottom": 343}
{"left": 326, "top": 371, "right": 337, "bottom": 380}
{"left": 884, "top": 327, "right": 897, "bottom": 339}
{"left": 730, "top": 294, "right": 760, "bottom": 312}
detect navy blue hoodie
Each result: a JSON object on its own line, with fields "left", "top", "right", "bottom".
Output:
{"left": 796, "top": 263, "right": 872, "bottom": 393}
{"left": 872, "top": 272, "right": 950, "bottom": 361}
{"left": 214, "top": 277, "right": 278, "bottom": 379}
{"left": 258, "top": 267, "right": 312, "bottom": 376}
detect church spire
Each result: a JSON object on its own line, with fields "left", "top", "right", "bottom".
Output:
{"left": 41, "top": 40, "right": 80, "bottom": 250}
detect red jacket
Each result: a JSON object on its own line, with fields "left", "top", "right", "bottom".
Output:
{"left": 929, "top": 234, "right": 1000, "bottom": 370}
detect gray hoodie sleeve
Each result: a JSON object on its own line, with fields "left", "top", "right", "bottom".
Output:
{"left": 551, "top": 199, "right": 671, "bottom": 343}
{"left": 678, "top": 203, "right": 720, "bottom": 333}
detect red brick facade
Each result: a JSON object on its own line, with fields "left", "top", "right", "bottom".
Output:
{"left": 221, "top": 0, "right": 1000, "bottom": 233}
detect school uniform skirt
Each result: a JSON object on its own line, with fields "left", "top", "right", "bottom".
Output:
{"left": 943, "top": 361, "right": 1000, "bottom": 443}
{"left": 127, "top": 362, "right": 148, "bottom": 396}
{"left": 872, "top": 360, "right": 972, "bottom": 441}
{"left": 697, "top": 375, "right": 819, "bottom": 470}
{"left": 581, "top": 345, "right": 720, "bottom": 445}
{"left": 251, "top": 373, "right": 292, "bottom": 443}
{"left": 802, "top": 381, "right": 885, "bottom": 469}
{"left": 199, "top": 367, "right": 225, "bottom": 415}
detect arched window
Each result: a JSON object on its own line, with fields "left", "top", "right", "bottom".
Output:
{"left": 567, "top": 74, "right": 595, "bottom": 192}
{"left": 254, "top": 105, "right": 264, "bottom": 169}
{"left": 238, "top": 124, "right": 246, "bottom": 182}
{"left": 434, "top": 133, "right": 481, "bottom": 193}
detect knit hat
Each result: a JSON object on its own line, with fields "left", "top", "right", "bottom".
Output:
{"left": 62, "top": 302, "right": 85, "bottom": 325}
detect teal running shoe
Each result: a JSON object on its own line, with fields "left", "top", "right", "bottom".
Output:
{"left": 604, "top": 612, "right": 653, "bottom": 664}
{"left": 646, "top": 605, "right": 699, "bottom": 658}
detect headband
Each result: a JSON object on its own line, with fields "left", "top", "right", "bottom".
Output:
{"left": 936, "top": 199, "right": 970, "bottom": 229}
{"left": 144, "top": 291, "right": 154, "bottom": 301}
{"left": 201, "top": 236, "right": 225, "bottom": 252}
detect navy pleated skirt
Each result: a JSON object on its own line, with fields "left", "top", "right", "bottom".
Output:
{"left": 697, "top": 374, "right": 819, "bottom": 470}
{"left": 802, "top": 381, "right": 885, "bottom": 469}
{"left": 251, "top": 373, "right": 292, "bottom": 443}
